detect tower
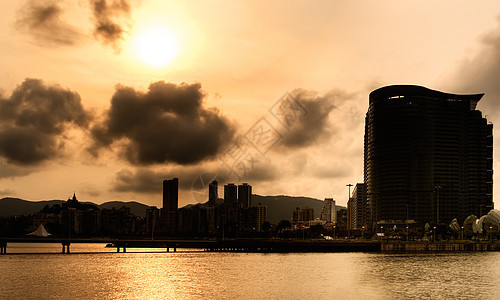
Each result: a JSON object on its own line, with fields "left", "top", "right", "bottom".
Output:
{"left": 209, "top": 180, "right": 218, "bottom": 205}
{"left": 364, "top": 85, "right": 493, "bottom": 227}
{"left": 238, "top": 183, "right": 252, "bottom": 208}
{"left": 162, "top": 178, "right": 179, "bottom": 233}
{"left": 223, "top": 183, "right": 237, "bottom": 205}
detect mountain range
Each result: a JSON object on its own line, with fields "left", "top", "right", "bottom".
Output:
{"left": 0, "top": 195, "right": 345, "bottom": 224}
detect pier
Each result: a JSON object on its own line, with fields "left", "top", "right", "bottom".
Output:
{"left": 0, "top": 237, "right": 380, "bottom": 254}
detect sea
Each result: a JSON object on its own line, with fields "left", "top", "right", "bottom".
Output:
{"left": 1, "top": 243, "right": 499, "bottom": 299}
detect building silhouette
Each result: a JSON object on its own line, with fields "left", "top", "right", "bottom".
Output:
{"left": 176, "top": 181, "right": 267, "bottom": 237}
{"left": 238, "top": 183, "right": 252, "bottom": 208}
{"left": 364, "top": 85, "right": 493, "bottom": 228}
{"left": 162, "top": 178, "right": 179, "bottom": 233}
{"left": 208, "top": 180, "right": 218, "bottom": 205}
{"left": 292, "top": 207, "right": 314, "bottom": 223}
{"left": 252, "top": 203, "right": 268, "bottom": 231}
{"left": 223, "top": 183, "right": 237, "bottom": 205}
{"left": 146, "top": 206, "right": 160, "bottom": 235}
{"left": 320, "top": 198, "right": 337, "bottom": 224}
{"left": 348, "top": 184, "right": 365, "bottom": 229}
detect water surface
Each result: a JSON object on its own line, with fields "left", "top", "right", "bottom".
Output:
{"left": 1, "top": 243, "right": 499, "bottom": 299}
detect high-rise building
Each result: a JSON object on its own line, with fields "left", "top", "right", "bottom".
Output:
{"left": 292, "top": 207, "right": 314, "bottom": 223}
{"left": 320, "top": 198, "right": 337, "bottom": 224}
{"left": 364, "top": 85, "right": 493, "bottom": 227}
{"left": 349, "top": 184, "right": 365, "bottom": 229}
{"left": 162, "top": 178, "right": 179, "bottom": 233}
{"left": 208, "top": 180, "right": 218, "bottom": 205}
{"left": 238, "top": 183, "right": 252, "bottom": 208}
{"left": 146, "top": 206, "right": 160, "bottom": 235}
{"left": 224, "top": 183, "right": 238, "bottom": 205}
{"left": 253, "top": 203, "right": 267, "bottom": 231}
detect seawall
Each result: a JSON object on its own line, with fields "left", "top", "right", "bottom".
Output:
{"left": 381, "top": 241, "right": 500, "bottom": 252}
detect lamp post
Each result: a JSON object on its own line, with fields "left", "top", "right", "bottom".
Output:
{"left": 406, "top": 204, "right": 409, "bottom": 241}
{"left": 347, "top": 184, "right": 353, "bottom": 240}
{"left": 333, "top": 225, "right": 336, "bottom": 240}
{"left": 490, "top": 226, "right": 493, "bottom": 242}
{"left": 433, "top": 226, "right": 437, "bottom": 242}
{"left": 461, "top": 226, "right": 464, "bottom": 241}
{"left": 362, "top": 226, "right": 365, "bottom": 240}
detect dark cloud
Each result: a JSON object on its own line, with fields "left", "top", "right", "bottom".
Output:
{"left": 0, "top": 78, "right": 92, "bottom": 165}
{"left": 243, "top": 162, "right": 279, "bottom": 182}
{"left": 274, "top": 89, "right": 339, "bottom": 148}
{"left": 113, "top": 168, "right": 162, "bottom": 194}
{"left": 447, "top": 17, "right": 500, "bottom": 116}
{"left": 0, "top": 162, "right": 34, "bottom": 179}
{"left": 90, "top": 0, "right": 132, "bottom": 49}
{"left": 112, "top": 166, "right": 228, "bottom": 195}
{"left": 91, "top": 81, "right": 235, "bottom": 165}
{"left": 16, "top": 0, "right": 83, "bottom": 46}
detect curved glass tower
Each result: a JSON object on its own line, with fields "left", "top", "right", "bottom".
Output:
{"left": 364, "top": 85, "right": 493, "bottom": 228}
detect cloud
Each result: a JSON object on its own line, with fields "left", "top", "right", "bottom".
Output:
{"left": 90, "top": 0, "right": 132, "bottom": 50}
{"left": 91, "top": 81, "right": 235, "bottom": 165}
{"left": 446, "top": 17, "right": 500, "bottom": 116}
{"left": 77, "top": 182, "right": 101, "bottom": 197}
{"left": 112, "top": 166, "right": 228, "bottom": 195}
{"left": 243, "top": 161, "right": 280, "bottom": 182}
{"left": 311, "top": 160, "right": 353, "bottom": 179}
{"left": 273, "top": 89, "right": 341, "bottom": 148}
{"left": 15, "top": 0, "right": 84, "bottom": 46}
{"left": 113, "top": 168, "right": 162, "bottom": 194}
{"left": 0, "top": 78, "right": 92, "bottom": 165}
{"left": 0, "top": 161, "right": 34, "bottom": 179}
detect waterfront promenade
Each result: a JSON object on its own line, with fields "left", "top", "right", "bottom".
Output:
{"left": 1, "top": 237, "right": 500, "bottom": 254}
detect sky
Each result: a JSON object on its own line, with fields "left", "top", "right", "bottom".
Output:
{"left": 1, "top": 0, "right": 500, "bottom": 208}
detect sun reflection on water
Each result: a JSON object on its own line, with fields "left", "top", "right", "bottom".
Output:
{"left": 1, "top": 244, "right": 499, "bottom": 299}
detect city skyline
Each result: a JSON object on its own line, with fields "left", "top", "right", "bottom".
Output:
{"left": 2, "top": 1, "right": 500, "bottom": 208}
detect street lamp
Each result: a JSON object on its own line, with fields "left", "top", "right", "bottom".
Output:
{"left": 406, "top": 204, "right": 409, "bottom": 241}
{"left": 433, "top": 226, "right": 437, "bottom": 242}
{"left": 362, "top": 226, "right": 365, "bottom": 240}
{"left": 461, "top": 226, "right": 464, "bottom": 241}
{"left": 347, "top": 184, "right": 353, "bottom": 240}
{"left": 333, "top": 225, "right": 336, "bottom": 240}
{"left": 490, "top": 226, "right": 493, "bottom": 241}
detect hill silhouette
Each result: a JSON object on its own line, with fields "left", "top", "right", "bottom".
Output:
{"left": 0, "top": 198, "right": 150, "bottom": 218}
{"left": 0, "top": 195, "right": 345, "bottom": 223}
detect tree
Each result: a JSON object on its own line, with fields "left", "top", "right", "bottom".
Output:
{"left": 261, "top": 221, "right": 271, "bottom": 232}
{"left": 276, "top": 219, "right": 291, "bottom": 237}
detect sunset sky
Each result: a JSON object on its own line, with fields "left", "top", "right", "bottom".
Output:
{"left": 1, "top": 0, "right": 500, "bottom": 208}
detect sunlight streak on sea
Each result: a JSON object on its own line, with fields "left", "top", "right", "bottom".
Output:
{"left": 1, "top": 244, "right": 499, "bottom": 299}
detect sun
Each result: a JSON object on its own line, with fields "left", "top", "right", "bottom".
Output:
{"left": 136, "top": 26, "right": 179, "bottom": 67}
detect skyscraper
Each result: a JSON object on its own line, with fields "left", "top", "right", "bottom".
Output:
{"left": 320, "top": 198, "right": 337, "bottom": 224}
{"left": 238, "top": 183, "right": 252, "bottom": 208}
{"left": 364, "top": 85, "right": 493, "bottom": 227}
{"left": 223, "top": 183, "right": 238, "bottom": 205}
{"left": 349, "top": 184, "right": 365, "bottom": 229}
{"left": 209, "top": 180, "right": 218, "bottom": 205}
{"left": 162, "top": 178, "right": 179, "bottom": 233}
